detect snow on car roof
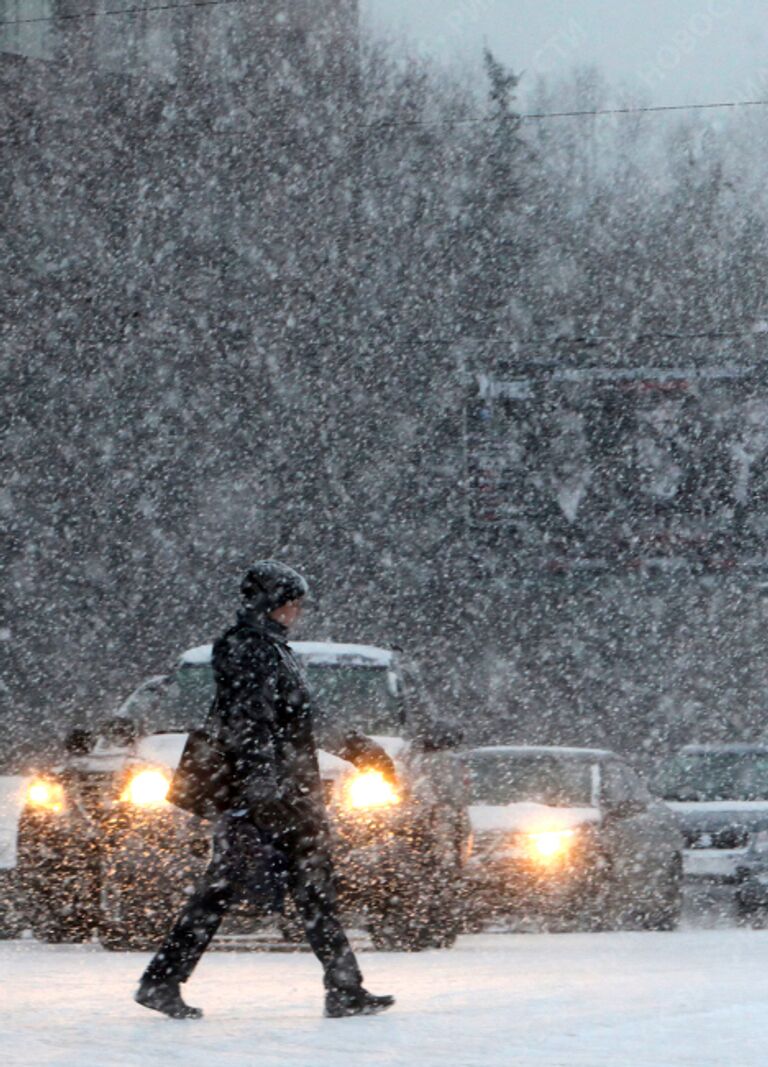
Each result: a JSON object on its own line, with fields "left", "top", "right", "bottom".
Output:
{"left": 180, "top": 641, "right": 393, "bottom": 667}
{"left": 466, "top": 745, "right": 613, "bottom": 760}
{"left": 676, "top": 743, "right": 768, "bottom": 754}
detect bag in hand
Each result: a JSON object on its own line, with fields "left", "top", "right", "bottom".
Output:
{"left": 167, "top": 702, "right": 233, "bottom": 820}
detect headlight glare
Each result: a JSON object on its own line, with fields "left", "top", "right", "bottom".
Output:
{"left": 524, "top": 828, "right": 576, "bottom": 863}
{"left": 26, "top": 779, "right": 65, "bottom": 813}
{"left": 343, "top": 770, "right": 400, "bottom": 811}
{"left": 121, "top": 768, "right": 171, "bottom": 807}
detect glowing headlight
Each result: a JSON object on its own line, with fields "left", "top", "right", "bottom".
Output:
{"left": 26, "top": 779, "right": 65, "bottom": 813}
{"left": 524, "top": 828, "right": 576, "bottom": 863}
{"left": 343, "top": 770, "right": 400, "bottom": 811}
{"left": 121, "top": 768, "right": 171, "bottom": 807}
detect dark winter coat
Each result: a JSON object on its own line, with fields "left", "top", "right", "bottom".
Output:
{"left": 211, "top": 610, "right": 393, "bottom": 833}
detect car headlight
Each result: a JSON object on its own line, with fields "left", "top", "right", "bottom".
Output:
{"left": 752, "top": 830, "right": 768, "bottom": 853}
{"left": 342, "top": 770, "right": 400, "bottom": 811}
{"left": 120, "top": 768, "right": 171, "bottom": 807}
{"left": 522, "top": 828, "right": 576, "bottom": 864}
{"left": 25, "top": 778, "right": 66, "bottom": 813}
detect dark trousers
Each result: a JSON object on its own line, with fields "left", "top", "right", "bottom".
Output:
{"left": 142, "top": 816, "right": 362, "bottom": 991}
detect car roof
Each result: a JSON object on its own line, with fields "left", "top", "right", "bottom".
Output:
{"left": 180, "top": 641, "right": 394, "bottom": 668}
{"left": 673, "top": 743, "right": 768, "bottom": 755}
{"left": 465, "top": 745, "right": 614, "bottom": 761}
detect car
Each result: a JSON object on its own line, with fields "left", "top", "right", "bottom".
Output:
{"left": 14, "top": 641, "right": 470, "bottom": 952}
{"left": 652, "top": 744, "right": 768, "bottom": 888}
{"left": 462, "top": 745, "right": 684, "bottom": 930}
{"left": 0, "top": 775, "right": 26, "bottom": 939}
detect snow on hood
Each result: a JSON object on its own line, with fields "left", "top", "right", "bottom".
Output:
{"left": 180, "top": 641, "right": 394, "bottom": 668}
{"left": 469, "top": 802, "right": 600, "bottom": 834}
{"left": 0, "top": 777, "right": 26, "bottom": 869}
{"left": 135, "top": 733, "right": 189, "bottom": 769}
{"left": 131, "top": 732, "right": 408, "bottom": 779}
{"left": 667, "top": 801, "right": 768, "bottom": 813}
{"left": 666, "top": 800, "right": 768, "bottom": 833}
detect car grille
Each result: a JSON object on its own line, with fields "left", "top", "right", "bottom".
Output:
{"left": 472, "top": 831, "right": 510, "bottom": 857}
{"left": 66, "top": 772, "right": 119, "bottom": 819}
{"left": 686, "top": 827, "right": 750, "bottom": 849}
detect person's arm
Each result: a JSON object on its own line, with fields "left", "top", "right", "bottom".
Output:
{"left": 332, "top": 729, "right": 397, "bottom": 781}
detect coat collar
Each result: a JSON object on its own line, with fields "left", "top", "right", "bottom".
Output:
{"left": 237, "top": 609, "right": 289, "bottom": 645}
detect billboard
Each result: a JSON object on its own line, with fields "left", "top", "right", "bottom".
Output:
{"left": 465, "top": 363, "right": 768, "bottom": 569}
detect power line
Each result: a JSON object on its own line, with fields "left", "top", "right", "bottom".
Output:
{"left": 523, "top": 99, "right": 768, "bottom": 121}
{"left": 388, "top": 327, "right": 768, "bottom": 349}
{"left": 0, "top": 0, "right": 255, "bottom": 26}
{"left": 363, "top": 99, "right": 768, "bottom": 129}
{"left": 39, "top": 315, "right": 767, "bottom": 350}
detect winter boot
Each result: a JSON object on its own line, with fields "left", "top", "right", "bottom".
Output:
{"left": 325, "top": 986, "right": 395, "bottom": 1018}
{"left": 135, "top": 977, "right": 203, "bottom": 1020}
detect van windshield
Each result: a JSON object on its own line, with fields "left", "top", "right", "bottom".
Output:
{"left": 653, "top": 751, "right": 768, "bottom": 802}
{"left": 464, "top": 752, "right": 595, "bottom": 807}
{"left": 138, "top": 661, "right": 402, "bottom": 737}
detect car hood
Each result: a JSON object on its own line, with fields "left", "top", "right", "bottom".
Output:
{"left": 134, "top": 733, "right": 410, "bottom": 781}
{"left": 666, "top": 801, "right": 768, "bottom": 835}
{"left": 0, "top": 734, "right": 412, "bottom": 871}
{"left": 469, "top": 802, "right": 600, "bottom": 835}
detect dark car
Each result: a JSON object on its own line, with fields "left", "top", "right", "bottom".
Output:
{"left": 652, "top": 744, "right": 768, "bottom": 886}
{"left": 463, "top": 745, "right": 684, "bottom": 930}
{"left": 14, "top": 641, "right": 469, "bottom": 952}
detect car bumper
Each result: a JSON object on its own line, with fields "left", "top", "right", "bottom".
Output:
{"left": 464, "top": 856, "right": 595, "bottom": 911}
{"left": 683, "top": 848, "right": 749, "bottom": 883}
{"left": 333, "top": 837, "right": 420, "bottom": 903}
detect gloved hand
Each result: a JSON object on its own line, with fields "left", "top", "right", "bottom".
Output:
{"left": 339, "top": 731, "right": 397, "bottom": 784}
{"left": 363, "top": 749, "right": 397, "bottom": 784}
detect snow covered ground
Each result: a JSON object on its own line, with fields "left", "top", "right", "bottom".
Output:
{"left": 3, "top": 910, "right": 768, "bottom": 1067}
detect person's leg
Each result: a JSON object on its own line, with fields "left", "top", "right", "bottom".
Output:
{"left": 284, "top": 827, "right": 394, "bottom": 1016}
{"left": 136, "top": 817, "right": 240, "bottom": 1018}
{"left": 141, "top": 873, "right": 234, "bottom": 984}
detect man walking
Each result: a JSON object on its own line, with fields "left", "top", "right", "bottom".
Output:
{"left": 135, "top": 560, "right": 395, "bottom": 1020}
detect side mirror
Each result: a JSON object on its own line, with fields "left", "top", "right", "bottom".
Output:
{"left": 420, "top": 721, "right": 464, "bottom": 752}
{"left": 100, "top": 717, "right": 139, "bottom": 747}
{"left": 64, "top": 727, "right": 95, "bottom": 755}
{"left": 605, "top": 797, "right": 646, "bottom": 819}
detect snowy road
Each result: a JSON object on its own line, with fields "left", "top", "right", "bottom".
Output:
{"left": 3, "top": 925, "right": 768, "bottom": 1067}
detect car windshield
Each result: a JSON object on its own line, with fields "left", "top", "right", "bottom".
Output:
{"left": 310, "top": 666, "right": 402, "bottom": 737}
{"left": 136, "top": 662, "right": 401, "bottom": 737}
{"left": 653, "top": 752, "right": 768, "bottom": 801}
{"left": 464, "top": 752, "right": 595, "bottom": 807}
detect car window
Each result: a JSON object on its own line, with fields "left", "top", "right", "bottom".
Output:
{"left": 464, "top": 753, "right": 596, "bottom": 807}
{"left": 602, "top": 761, "right": 651, "bottom": 807}
{"left": 310, "top": 665, "right": 404, "bottom": 737}
{"left": 652, "top": 751, "right": 768, "bottom": 801}
{"left": 139, "top": 665, "right": 215, "bottom": 733}
{"left": 135, "top": 661, "right": 404, "bottom": 737}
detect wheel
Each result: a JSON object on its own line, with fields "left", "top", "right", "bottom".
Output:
{"left": 419, "top": 863, "right": 462, "bottom": 949}
{"left": 734, "top": 888, "right": 768, "bottom": 926}
{"left": 0, "top": 875, "right": 25, "bottom": 940}
{"left": 99, "top": 925, "right": 158, "bottom": 951}
{"left": 640, "top": 855, "right": 684, "bottom": 931}
{"left": 369, "top": 898, "right": 433, "bottom": 951}
{"left": 277, "top": 897, "right": 306, "bottom": 944}
{"left": 19, "top": 861, "right": 100, "bottom": 943}
{"left": 98, "top": 868, "right": 174, "bottom": 951}
{"left": 368, "top": 850, "right": 462, "bottom": 952}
